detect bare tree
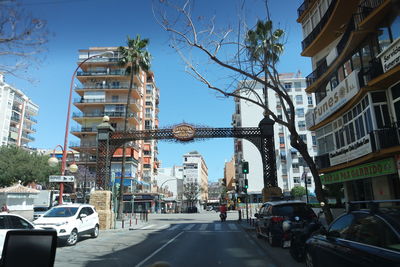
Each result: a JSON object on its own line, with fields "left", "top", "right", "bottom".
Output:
{"left": 183, "top": 182, "right": 201, "bottom": 209}
{"left": 0, "top": 0, "right": 49, "bottom": 81}
{"left": 154, "top": 0, "right": 333, "bottom": 223}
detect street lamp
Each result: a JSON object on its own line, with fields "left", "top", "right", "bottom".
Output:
{"left": 56, "top": 51, "right": 114, "bottom": 205}
{"left": 48, "top": 144, "right": 78, "bottom": 204}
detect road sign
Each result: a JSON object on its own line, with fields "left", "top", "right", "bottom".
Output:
{"left": 49, "top": 175, "right": 75, "bottom": 183}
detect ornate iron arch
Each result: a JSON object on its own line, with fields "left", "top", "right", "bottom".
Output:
{"left": 96, "top": 123, "right": 277, "bottom": 190}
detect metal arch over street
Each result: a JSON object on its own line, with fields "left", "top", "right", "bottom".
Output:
{"left": 95, "top": 122, "right": 277, "bottom": 191}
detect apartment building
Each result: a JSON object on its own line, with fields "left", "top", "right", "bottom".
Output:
{"left": 182, "top": 151, "right": 209, "bottom": 208}
{"left": 232, "top": 74, "right": 317, "bottom": 195}
{"left": 71, "top": 47, "right": 160, "bottom": 192}
{"left": 297, "top": 0, "right": 400, "bottom": 201}
{"left": 223, "top": 157, "right": 236, "bottom": 191}
{"left": 0, "top": 74, "right": 38, "bottom": 147}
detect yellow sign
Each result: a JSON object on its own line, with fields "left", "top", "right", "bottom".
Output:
{"left": 172, "top": 124, "right": 195, "bottom": 141}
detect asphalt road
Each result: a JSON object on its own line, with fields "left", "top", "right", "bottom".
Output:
{"left": 54, "top": 212, "right": 303, "bottom": 267}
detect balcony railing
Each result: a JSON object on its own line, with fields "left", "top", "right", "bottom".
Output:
{"left": 69, "top": 141, "right": 97, "bottom": 148}
{"left": 370, "top": 123, "right": 400, "bottom": 151}
{"left": 10, "top": 115, "right": 20, "bottom": 122}
{"left": 315, "top": 153, "right": 330, "bottom": 169}
{"left": 78, "top": 57, "right": 121, "bottom": 63}
{"left": 77, "top": 70, "right": 127, "bottom": 76}
{"left": 297, "top": 0, "right": 315, "bottom": 18}
{"left": 72, "top": 111, "right": 138, "bottom": 119}
{"left": 73, "top": 98, "right": 140, "bottom": 105}
{"left": 75, "top": 84, "right": 138, "bottom": 90}
{"left": 301, "top": 0, "right": 337, "bottom": 51}
{"left": 355, "top": 0, "right": 385, "bottom": 24}
{"left": 12, "top": 106, "right": 22, "bottom": 112}
{"left": 24, "top": 116, "right": 37, "bottom": 123}
{"left": 21, "top": 133, "right": 35, "bottom": 141}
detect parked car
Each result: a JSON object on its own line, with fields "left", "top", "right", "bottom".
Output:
{"left": 254, "top": 200, "right": 317, "bottom": 247}
{"left": 305, "top": 200, "right": 400, "bottom": 267}
{"left": 0, "top": 213, "right": 39, "bottom": 256}
{"left": 33, "top": 204, "right": 99, "bottom": 246}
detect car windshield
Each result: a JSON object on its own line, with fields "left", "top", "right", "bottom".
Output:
{"left": 43, "top": 207, "right": 78, "bottom": 217}
{"left": 273, "top": 204, "right": 315, "bottom": 218}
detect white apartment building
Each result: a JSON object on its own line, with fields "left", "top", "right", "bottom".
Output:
{"left": 0, "top": 74, "right": 39, "bottom": 147}
{"left": 233, "top": 73, "right": 317, "bottom": 194}
{"left": 156, "top": 166, "right": 184, "bottom": 201}
{"left": 182, "top": 151, "right": 209, "bottom": 207}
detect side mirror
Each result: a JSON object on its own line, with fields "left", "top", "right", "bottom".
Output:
{"left": 79, "top": 214, "right": 87, "bottom": 219}
{"left": 254, "top": 213, "right": 259, "bottom": 218}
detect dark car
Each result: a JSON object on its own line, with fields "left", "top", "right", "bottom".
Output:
{"left": 254, "top": 200, "right": 317, "bottom": 247}
{"left": 305, "top": 201, "right": 400, "bottom": 267}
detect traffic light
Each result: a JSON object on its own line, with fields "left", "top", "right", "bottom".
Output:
{"left": 242, "top": 161, "right": 249, "bottom": 174}
{"left": 244, "top": 178, "right": 248, "bottom": 189}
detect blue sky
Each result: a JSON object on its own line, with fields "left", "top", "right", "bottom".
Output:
{"left": 8, "top": 0, "right": 310, "bottom": 181}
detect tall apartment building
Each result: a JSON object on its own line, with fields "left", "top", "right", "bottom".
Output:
{"left": 71, "top": 47, "right": 160, "bottom": 192}
{"left": 297, "top": 0, "right": 400, "bottom": 201}
{"left": 223, "top": 157, "right": 235, "bottom": 191}
{"left": 232, "top": 74, "right": 317, "bottom": 195}
{"left": 0, "top": 74, "right": 38, "bottom": 147}
{"left": 182, "top": 151, "right": 209, "bottom": 208}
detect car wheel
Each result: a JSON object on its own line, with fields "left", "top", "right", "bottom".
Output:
{"left": 305, "top": 251, "right": 315, "bottom": 267}
{"left": 268, "top": 230, "right": 280, "bottom": 247}
{"left": 91, "top": 224, "right": 99, "bottom": 238}
{"left": 66, "top": 229, "right": 78, "bottom": 246}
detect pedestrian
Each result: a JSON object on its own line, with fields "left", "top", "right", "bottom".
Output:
{"left": 1, "top": 204, "right": 9, "bottom": 213}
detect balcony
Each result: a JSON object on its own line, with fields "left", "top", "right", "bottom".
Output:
{"left": 297, "top": 0, "right": 315, "bottom": 20}
{"left": 73, "top": 98, "right": 141, "bottom": 111}
{"left": 10, "top": 115, "right": 20, "bottom": 122}
{"left": 72, "top": 111, "right": 138, "bottom": 119}
{"left": 9, "top": 126, "right": 19, "bottom": 133}
{"left": 12, "top": 106, "right": 22, "bottom": 113}
{"left": 21, "top": 133, "right": 35, "bottom": 141}
{"left": 315, "top": 153, "right": 330, "bottom": 170}
{"left": 69, "top": 141, "right": 97, "bottom": 149}
{"left": 78, "top": 57, "right": 120, "bottom": 63}
{"left": 370, "top": 123, "right": 400, "bottom": 152}
{"left": 24, "top": 116, "right": 37, "bottom": 123}
{"left": 77, "top": 70, "right": 127, "bottom": 77}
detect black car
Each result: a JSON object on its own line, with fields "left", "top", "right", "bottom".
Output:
{"left": 305, "top": 201, "right": 400, "bottom": 267}
{"left": 254, "top": 200, "right": 317, "bottom": 247}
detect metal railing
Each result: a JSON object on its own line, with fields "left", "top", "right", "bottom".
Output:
{"left": 72, "top": 111, "right": 138, "bottom": 118}
{"left": 355, "top": 0, "right": 385, "bottom": 23}
{"left": 370, "top": 123, "right": 400, "bottom": 151}
{"left": 21, "top": 133, "right": 35, "bottom": 141}
{"left": 301, "top": 0, "right": 337, "bottom": 51}
{"left": 77, "top": 70, "right": 127, "bottom": 76}
{"left": 297, "top": 0, "right": 315, "bottom": 18}
{"left": 24, "top": 116, "right": 37, "bottom": 123}
{"left": 75, "top": 84, "right": 138, "bottom": 90}
{"left": 73, "top": 98, "right": 140, "bottom": 105}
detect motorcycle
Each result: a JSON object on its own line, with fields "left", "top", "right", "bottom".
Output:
{"left": 289, "top": 211, "right": 324, "bottom": 262}
{"left": 219, "top": 212, "right": 227, "bottom": 222}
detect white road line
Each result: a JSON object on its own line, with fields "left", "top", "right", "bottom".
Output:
{"left": 135, "top": 231, "right": 184, "bottom": 267}
{"left": 228, "top": 223, "right": 238, "bottom": 230}
{"left": 167, "top": 225, "right": 180, "bottom": 231}
{"left": 183, "top": 224, "right": 195, "bottom": 231}
{"left": 199, "top": 224, "right": 208, "bottom": 231}
{"left": 140, "top": 224, "right": 155, "bottom": 230}
{"left": 186, "top": 230, "right": 240, "bottom": 233}
{"left": 215, "top": 224, "right": 222, "bottom": 231}
{"left": 157, "top": 224, "right": 169, "bottom": 230}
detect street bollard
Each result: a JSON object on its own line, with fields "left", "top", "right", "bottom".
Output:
{"left": 129, "top": 213, "right": 132, "bottom": 227}
{"left": 122, "top": 218, "right": 124, "bottom": 229}
{"left": 145, "top": 211, "right": 148, "bottom": 222}
{"left": 238, "top": 210, "right": 242, "bottom": 221}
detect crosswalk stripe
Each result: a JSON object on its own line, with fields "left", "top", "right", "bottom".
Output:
{"left": 199, "top": 224, "right": 208, "bottom": 231}
{"left": 183, "top": 224, "right": 195, "bottom": 230}
{"left": 157, "top": 224, "right": 169, "bottom": 230}
{"left": 141, "top": 224, "right": 155, "bottom": 230}
{"left": 228, "top": 223, "right": 238, "bottom": 230}
{"left": 215, "top": 224, "right": 222, "bottom": 231}
{"left": 167, "top": 225, "right": 180, "bottom": 231}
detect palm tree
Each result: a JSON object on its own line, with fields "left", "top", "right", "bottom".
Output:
{"left": 117, "top": 35, "right": 151, "bottom": 219}
{"left": 245, "top": 20, "right": 284, "bottom": 110}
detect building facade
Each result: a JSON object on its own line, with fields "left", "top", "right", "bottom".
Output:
{"left": 297, "top": 0, "right": 400, "bottom": 201}
{"left": 224, "top": 157, "right": 236, "bottom": 191}
{"left": 71, "top": 47, "right": 160, "bottom": 193}
{"left": 182, "top": 151, "right": 209, "bottom": 208}
{"left": 0, "top": 74, "right": 38, "bottom": 147}
{"left": 232, "top": 74, "right": 317, "bottom": 195}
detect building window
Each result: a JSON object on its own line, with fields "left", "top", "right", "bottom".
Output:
{"left": 295, "top": 95, "right": 303, "bottom": 105}
{"left": 298, "top": 120, "right": 306, "bottom": 130}
{"left": 284, "top": 83, "right": 292, "bottom": 91}
{"left": 279, "top": 136, "right": 285, "bottom": 145}
{"left": 391, "top": 83, "right": 400, "bottom": 123}
{"left": 307, "top": 95, "right": 313, "bottom": 106}
{"left": 299, "top": 134, "right": 307, "bottom": 142}
{"left": 296, "top": 108, "right": 304, "bottom": 117}
{"left": 294, "top": 82, "right": 302, "bottom": 89}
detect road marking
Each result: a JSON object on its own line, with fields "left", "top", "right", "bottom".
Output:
{"left": 167, "top": 225, "right": 180, "bottom": 231}
{"left": 135, "top": 231, "right": 184, "bottom": 267}
{"left": 199, "top": 224, "right": 208, "bottom": 231}
{"left": 228, "top": 223, "right": 238, "bottom": 230}
{"left": 186, "top": 230, "right": 240, "bottom": 233}
{"left": 183, "top": 224, "right": 195, "bottom": 231}
{"left": 215, "top": 224, "right": 222, "bottom": 231}
{"left": 140, "top": 224, "right": 155, "bottom": 230}
{"left": 157, "top": 224, "right": 169, "bottom": 230}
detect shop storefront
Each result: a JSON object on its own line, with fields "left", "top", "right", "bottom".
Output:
{"left": 321, "top": 157, "right": 400, "bottom": 202}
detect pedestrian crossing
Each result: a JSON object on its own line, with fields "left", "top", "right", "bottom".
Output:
{"left": 138, "top": 223, "right": 241, "bottom": 232}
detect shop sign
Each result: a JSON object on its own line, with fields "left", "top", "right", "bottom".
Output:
{"left": 314, "top": 70, "right": 360, "bottom": 125}
{"left": 321, "top": 158, "right": 396, "bottom": 185}
{"left": 172, "top": 123, "right": 195, "bottom": 141}
{"left": 329, "top": 136, "right": 372, "bottom": 166}
{"left": 379, "top": 38, "right": 400, "bottom": 73}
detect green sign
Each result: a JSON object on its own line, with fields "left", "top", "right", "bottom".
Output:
{"left": 321, "top": 158, "right": 397, "bottom": 185}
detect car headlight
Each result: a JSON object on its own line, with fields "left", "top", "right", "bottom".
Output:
{"left": 282, "top": 220, "right": 291, "bottom": 232}
{"left": 55, "top": 221, "right": 68, "bottom": 226}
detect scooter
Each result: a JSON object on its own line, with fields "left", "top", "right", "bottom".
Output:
{"left": 289, "top": 208, "right": 324, "bottom": 262}
{"left": 219, "top": 212, "right": 227, "bottom": 222}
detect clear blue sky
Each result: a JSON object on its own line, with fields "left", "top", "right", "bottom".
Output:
{"left": 8, "top": 0, "right": 310, "bottom": 182}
